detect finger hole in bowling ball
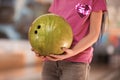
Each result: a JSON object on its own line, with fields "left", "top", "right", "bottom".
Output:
{"left": 37, "top": 25, "right": 41, "bottom": 29}
{"left": 34, "top": 30, "right": 38, "bottom": 34}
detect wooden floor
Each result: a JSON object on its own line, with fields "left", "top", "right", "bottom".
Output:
{"left": 90, "top": 64, "right": 120, "bottom": 80}
{"left": 0, "top": 39, "right": 120, "bottom": 80}
{"left": 0, "top": 62, "right": 120, "bottom": 80}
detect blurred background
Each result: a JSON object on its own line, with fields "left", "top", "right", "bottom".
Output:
{"left": 0, "top": 0, "right": 120, "bottom": 80}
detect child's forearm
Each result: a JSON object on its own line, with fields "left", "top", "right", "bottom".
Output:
{"left": 72, "top": 32, "right": 99, "bottom": 54}
{"left": 72, "top": 11, "right": 103, "bottom": 55}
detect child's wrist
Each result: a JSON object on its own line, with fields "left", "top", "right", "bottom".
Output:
{"left": 72, "top": 48, "right": 80, "bottom": 55}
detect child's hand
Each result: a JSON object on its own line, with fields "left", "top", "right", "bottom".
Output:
{"left": 46, "top": 48, "right": 76, "bottom": 61}
{"left": 31, "top": 48, "right": 46, "bottom": 61}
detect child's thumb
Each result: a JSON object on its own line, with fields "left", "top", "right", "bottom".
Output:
{"left": 61, "top": 47, "right": 68, "bottom": 52}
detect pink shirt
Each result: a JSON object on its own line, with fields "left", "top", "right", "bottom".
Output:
{"left": 49, "top": 0, "right": 107, "bottom": 63}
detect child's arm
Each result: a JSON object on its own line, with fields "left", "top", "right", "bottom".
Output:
{"left": 46, "top": 11, "right": 103, "bottom": 61}
{"left": 72, "top": 11, "right": 103, "bottom": 54}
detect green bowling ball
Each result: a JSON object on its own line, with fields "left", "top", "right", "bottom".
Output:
{"left": 28, "top": 14, "right": 73, "bottom": 56}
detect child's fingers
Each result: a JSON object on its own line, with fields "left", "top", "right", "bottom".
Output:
{"left": 31, "top": 48, "right": 33, "bottom": 51}
{"left": 36, "top": 56, "right": 46, "bottom": 61}
{"left": 36, "top": 53, "right": 41, "bottom": 57}
{"left": 61, "top": 47, "right": 69, "bottom": 53}
{"left": 40, "top": 56, "right": 46, "bottom": 61}
{"left": 31, "top": 48, "right": 46, "bottom": 61}
{"left": 31, "top": 48, "right": 42, "bottom": 56}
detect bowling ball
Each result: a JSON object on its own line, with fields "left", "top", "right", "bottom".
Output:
{"left": 28, "top": 14, "right": 73, "bottom": 56}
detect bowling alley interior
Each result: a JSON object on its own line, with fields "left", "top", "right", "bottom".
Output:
{"left": 0, "top": 0, "right": 120, "bottom": 80}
